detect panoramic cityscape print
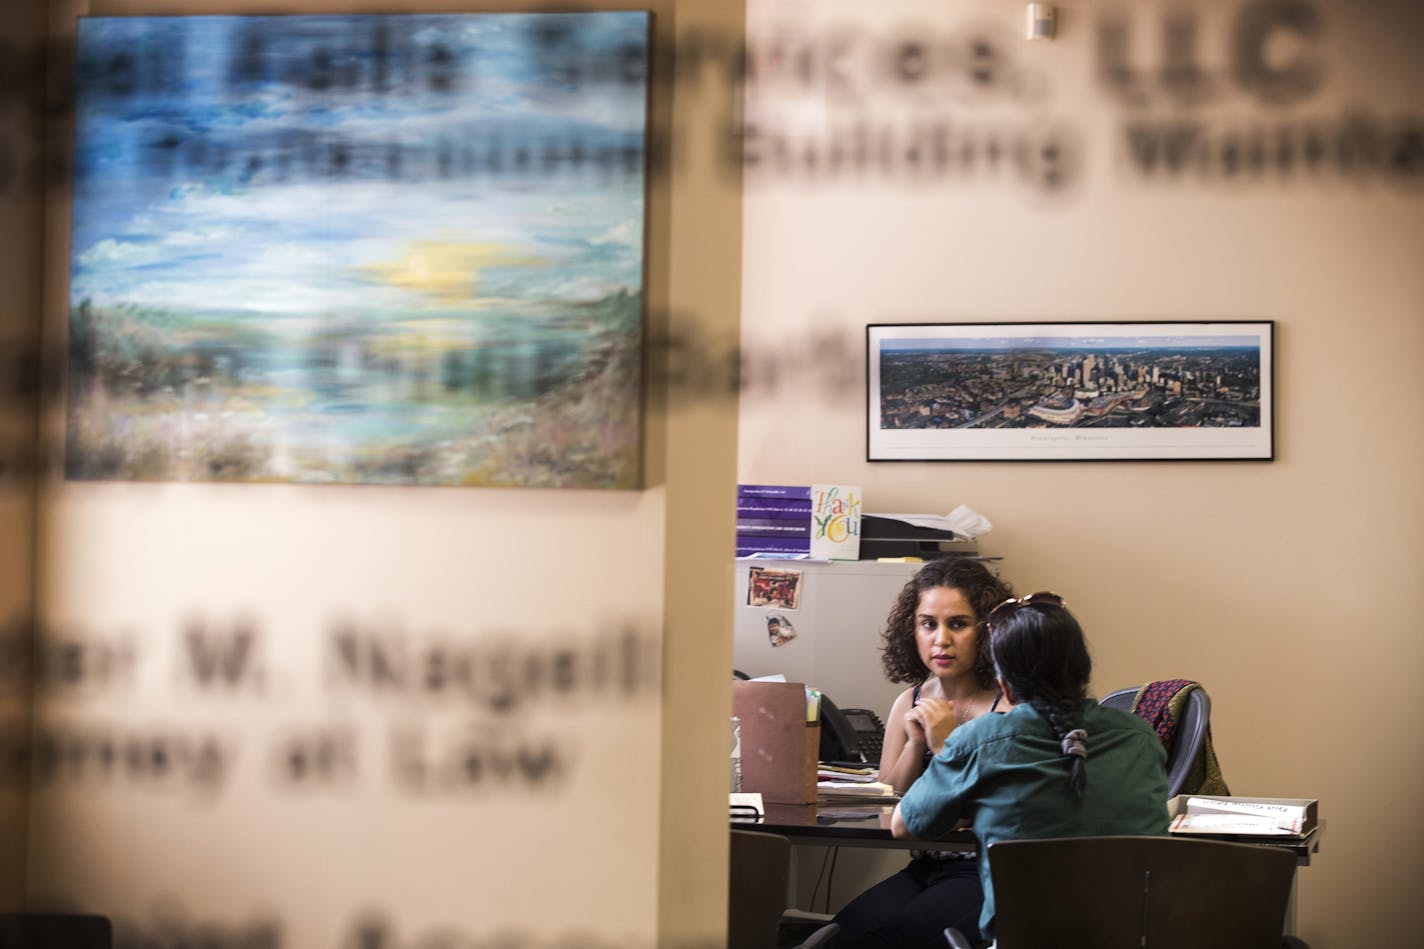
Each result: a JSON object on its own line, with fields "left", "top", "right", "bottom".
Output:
{"left": 868, "top": 323, "right": 1274, "bottom": 461}
{"left": 879, "top": 337, "right": 1263, "bottom": 431}
{"left": 66, "top": 13, "right": 650, "bottom": 488}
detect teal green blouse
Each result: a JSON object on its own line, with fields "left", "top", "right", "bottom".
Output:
{"left": 898, "top": 699, "right": 1169, "bottom": 937}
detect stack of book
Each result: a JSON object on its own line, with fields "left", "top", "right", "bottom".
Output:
{"left": 816, "top": 762, "right": 897, "bottom": 802}
{"left": 816, "top": 763, "right": 879, "bottom": 783}
{"left": 736, "top": 484, "right": 812, "bottom": 558}
{"left": 816, "top": 780, "right": 898, "bottom": 804}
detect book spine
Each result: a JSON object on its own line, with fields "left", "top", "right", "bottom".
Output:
{"left": 736, "top": 519, "right": 811, "bottom": 537}
{"left": 737, "top": 484, "right": 812, "bottom": 500}
{"left": 736, "top": 499, "right": 813, "bottom": 518}
{"left": 736, "top": 537, "right": 812, "bottom": 556}
{"left": 738, "top": 535, "right": 812, "bottom": 551}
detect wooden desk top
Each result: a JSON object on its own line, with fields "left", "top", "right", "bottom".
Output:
{"left": 731, "top": 804, "right": 1321, "bottom": 864}
{"left": 731, "top": 801, "right": 976, "bottom": 851}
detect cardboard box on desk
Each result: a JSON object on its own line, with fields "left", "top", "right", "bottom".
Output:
{"left": 732, "top": 680, "right": 819, "bottom": 805}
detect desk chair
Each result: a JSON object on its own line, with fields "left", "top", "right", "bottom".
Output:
{"left": 729, "top": 829, "right": 841, "bottom": 949}
{"left": 0, "top": 913, "right": 112, "bottom": 948}
{"left": 1100, "top": 683, "right": 1211, "bottom": 798}
{"left": 943, "top": 835, "right": 1302, "bottom": 949}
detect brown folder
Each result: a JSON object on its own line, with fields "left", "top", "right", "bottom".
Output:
{"left": 732, "top": 680, "right": 819, "bottom": 805}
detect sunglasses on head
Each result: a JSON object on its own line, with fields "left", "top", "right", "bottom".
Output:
{"left": 987, "top": 591, "right": 1065, "bottom": 627}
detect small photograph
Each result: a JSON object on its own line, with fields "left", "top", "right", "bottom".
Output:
{"left": 767, "top": 614, "right": 798, "bottom": 648}
{"left": 747, "top": 566, "right": 802, "bottom": 610}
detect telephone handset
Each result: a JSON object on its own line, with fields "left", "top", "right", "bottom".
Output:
{"left": 818, "top": 694, "right": 886, "bottom": 765}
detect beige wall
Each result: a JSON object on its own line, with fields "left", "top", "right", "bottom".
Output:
{"left": 739, "top": 1, "right": 1423, "bottom": 946}
{"left": 30, "top": 1, "right": 742, "bottom": 947}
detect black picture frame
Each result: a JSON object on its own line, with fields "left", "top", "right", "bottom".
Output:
{"left": 866, "top": 321, "right": 1275, "bottom": 462}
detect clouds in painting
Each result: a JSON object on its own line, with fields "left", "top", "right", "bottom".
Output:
{"left": 69, "top": 13, "right": 649, "bottom": 319}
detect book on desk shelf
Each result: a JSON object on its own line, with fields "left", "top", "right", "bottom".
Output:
{"left": 737, "top": 496, "right": 814, "bottom": 518}
{"left": 817, "top": 763, "right": 878, "bottom": 783}
{"left": 1167, "top": 795, "right": 1317, "bottom": 837}
{"left": 736, "top": 518, "right": 812, "bottom": 537}
{"left": 739, "top": 484, "right": 813, "bottom": 500}
{"left": 736, "top": 484, "right": 814, "bottom": 558}
{"left": 817, "top": 781, "right": 898, "bottom": 804}
{"left": 737, "top": 536, "right": 812, "bottom": 558}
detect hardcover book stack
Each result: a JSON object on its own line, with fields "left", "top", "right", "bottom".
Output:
{"left": 736, "top": 484, "right": 813, "bottom": 558}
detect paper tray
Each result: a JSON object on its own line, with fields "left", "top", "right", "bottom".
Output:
{"left": 1167, "top": 795, "right": 1318, "bottom": 838}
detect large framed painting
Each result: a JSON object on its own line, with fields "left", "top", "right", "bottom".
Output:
{"left": 66, "top": 13, "right": 651, "bottom": 488}
{"left": 867, "top": 321, "right": 1275, "bottom": 462}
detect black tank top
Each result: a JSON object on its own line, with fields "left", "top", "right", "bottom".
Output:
{"left": 913, "top": 685, "right": 1002, "bottom": 761}
{"left": 913, "top": 683, "right": 1003, "bottom": 713}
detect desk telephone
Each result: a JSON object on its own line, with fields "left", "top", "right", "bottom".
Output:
{"left": 819, "top": 695, "right": 885, "bottom": 765}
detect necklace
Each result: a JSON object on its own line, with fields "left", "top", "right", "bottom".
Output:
{"left": 957, "top": 691, "right": 982, "bottom": 724}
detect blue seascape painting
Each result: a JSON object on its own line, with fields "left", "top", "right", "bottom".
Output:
{"left": 66, "top": 13, "right": 649, "bottom": 487}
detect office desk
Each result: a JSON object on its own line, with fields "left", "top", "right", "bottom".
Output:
{"left": 731, "top": 805, "right": 1322, "bottom": 935}
{"left": 732, "top": 801, "right": 975, "bottom": 852}
{"left": 733, "top": 802, "right": 1322, "bottom": 863}
{"left": 730, "top": 802, "right": 975, "bottom": 923}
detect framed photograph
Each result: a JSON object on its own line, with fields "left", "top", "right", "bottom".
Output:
{"left": 65, "top": 12, "right": 650, "bottom": 488}
{"left": 867, "top": 321, "right": 1275, "bottom": 462}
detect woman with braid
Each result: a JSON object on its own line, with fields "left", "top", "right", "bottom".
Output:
{"left": 892, "top": 593, "right": 1169, "bottom": 945}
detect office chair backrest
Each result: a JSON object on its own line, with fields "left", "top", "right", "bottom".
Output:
{"left": 987, "top": 835, "right": 1296, "bottom": 949}
{"left": 1100, "top": 684, "right": 1210, "bottom": 798}
{"left": 1098, "top": 686, "right": 1137, "bottom": 714}
{"left": 728, "top": 829, "right": 791, "bottom": 949}
{"left": 728, "top": 831, "right": 841, "bottom": 949}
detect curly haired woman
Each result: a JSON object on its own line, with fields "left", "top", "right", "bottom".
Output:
{"left": 833, "top": 558, "right": 1013, "bottom": 949}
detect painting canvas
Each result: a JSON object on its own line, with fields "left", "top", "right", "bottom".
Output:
{"left": 66, "top": 13, "right": 650, "bottom": 488}
{"left": 867, "top": 322, "right": 1274, "bottom": 461}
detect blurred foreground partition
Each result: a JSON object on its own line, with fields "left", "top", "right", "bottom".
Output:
{"left": 25, "top": 1, "right": 745, "bottom": 947}
{"left": 0, "top": 0, "right": 47, "bottom": 915}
